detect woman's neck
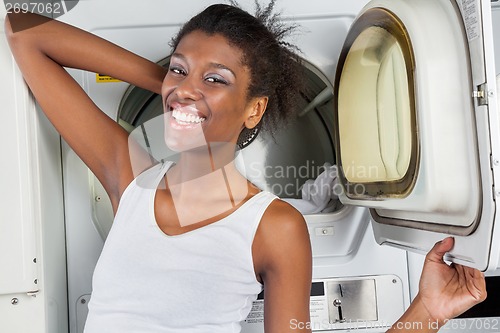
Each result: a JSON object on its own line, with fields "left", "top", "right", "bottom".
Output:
{"left": 169, "top": 141, "right": 239, "bottom": 184}
{"left": 164, "top": 143, "right": 252, "bottom": 227}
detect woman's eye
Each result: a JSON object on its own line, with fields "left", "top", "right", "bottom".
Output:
{"left": 169, "top": 66, "right": 186, "bottom": 75}
{"left": 205, "top": 75, "right": 228, "bottom": 85}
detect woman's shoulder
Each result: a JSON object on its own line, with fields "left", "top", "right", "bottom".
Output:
{"left": 256, "top": 197, "right": 309, "bottom": 247}
{"left": 265, "top": 197, "right": 306, "bottom": 225}
{"left": 253, "top": 195, "right": 311, "bottom": 276}
{"left": 243, "top": 189, "right": 305, "bottom": 225}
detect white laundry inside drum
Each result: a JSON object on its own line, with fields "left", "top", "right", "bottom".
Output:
{"left": 90, "top": 58, "right": 340, "bottom": 240}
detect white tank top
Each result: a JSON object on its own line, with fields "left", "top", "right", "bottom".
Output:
{"left": 84, "top": 162, "right": 276, "bottom": 333}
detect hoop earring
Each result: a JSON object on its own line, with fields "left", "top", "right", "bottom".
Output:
{"left": 237, "top": 125, "right": 260, "bottom": 149}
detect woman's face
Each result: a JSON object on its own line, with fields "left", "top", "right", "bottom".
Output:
{"left": 161, "top": 30, "right": 266, "bottom": 152}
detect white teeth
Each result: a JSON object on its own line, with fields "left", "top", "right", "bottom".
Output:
{"left": 172, "top": 109, "right": 206, "bottom": 124}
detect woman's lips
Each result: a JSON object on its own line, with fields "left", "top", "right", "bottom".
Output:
{"left": 172, "top": 109, "right": 206, "bottom": 124}
{"left": 167, "top": 104, "right": 206, "bottom": 130}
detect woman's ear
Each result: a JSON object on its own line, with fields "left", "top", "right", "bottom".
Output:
{"left": 244, "top": 96, "right": 268, "bottom": 129}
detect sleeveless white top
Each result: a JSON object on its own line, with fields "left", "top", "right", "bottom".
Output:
{"left": 84, "top": 162, "right": 276, "bottom": 333}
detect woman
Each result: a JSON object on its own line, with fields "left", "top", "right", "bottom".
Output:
{"left": 5, "top": 2, "right": 486, "bottom": 332}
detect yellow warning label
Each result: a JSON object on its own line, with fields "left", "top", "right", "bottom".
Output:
{"left": 96, "top": 74, "right": 121, "bottom": 83}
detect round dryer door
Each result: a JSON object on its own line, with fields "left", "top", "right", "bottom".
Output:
{"left": 333, "top": 0, "right": 500, "bottom": 271}
{"left": 334, "top": 0, "right": 482, "bottom": 228}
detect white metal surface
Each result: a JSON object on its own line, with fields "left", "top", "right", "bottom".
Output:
{"left": 0, "top": 5, "right": 67, "bottom": 333}
{"left": 372, "top": 0, "right": 500, "bottom": 272}
{"left": 340, "top": 0, "right": 481, "bottom": 226}
{"left": 493, "top": 6, "right": 500, "bottom": 72}
{"left": 0, "top": 9, "right": 38, "bottom": 297}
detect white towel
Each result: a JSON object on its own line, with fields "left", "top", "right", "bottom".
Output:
{"left": 283, "top": 164, "right": 340, "bottom": 214}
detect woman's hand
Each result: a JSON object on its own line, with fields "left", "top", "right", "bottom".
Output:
{"left": 388, "top": 238, "right": 486, "bottom": 332}
{"left": 418, "top": 237, "right": 487, "bottom": 326}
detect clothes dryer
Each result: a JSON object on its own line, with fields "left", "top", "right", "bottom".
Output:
{"left": 1, "top": 0, "right": 499, "bottom": 332}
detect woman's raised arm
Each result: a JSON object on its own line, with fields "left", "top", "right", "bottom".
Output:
{"left": 5, "top": 12, "right": 167, "bottom": 210}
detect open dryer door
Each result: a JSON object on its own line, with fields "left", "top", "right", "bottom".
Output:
{"left": 333, "top": 0, "right": 500, "bottom": 271}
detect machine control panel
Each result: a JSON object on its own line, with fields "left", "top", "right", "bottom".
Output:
{"left": 242, "top": 275, "right": 405, "bottom": 332}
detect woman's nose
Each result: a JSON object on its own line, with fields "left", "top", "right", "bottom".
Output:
{"left": 174, "top": 76, "right": 202, "bottom": 101}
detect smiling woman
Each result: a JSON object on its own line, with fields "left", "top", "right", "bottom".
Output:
{"left": 4, "top": 1, "right": 487, "bottom": 333}
{"left": 162, "top": 31, "right": 256, "bottom": 152}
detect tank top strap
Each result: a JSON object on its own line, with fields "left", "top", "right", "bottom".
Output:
{"left": 134, "top": 161, "right": 174, "bottom": 191}
{"left": 231, "top": 191, "right": 278, "bottom": 241}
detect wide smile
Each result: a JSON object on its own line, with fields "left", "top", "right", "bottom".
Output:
{"left": 172, "top": 109, "right": 206, "bottom": 125}
{"left": 165, "top": 103, "right": 208, "bottom": 131}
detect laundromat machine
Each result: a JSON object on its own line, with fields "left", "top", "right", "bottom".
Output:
{"left": 1, "top": 0, "right": 500, "bottom": 332}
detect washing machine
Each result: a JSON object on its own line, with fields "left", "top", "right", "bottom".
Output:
{"left": 0, "top": 0, "right": 499, "bottom": 332}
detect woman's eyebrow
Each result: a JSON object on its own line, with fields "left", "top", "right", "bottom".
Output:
{"left": 208, "top": 62, "right": 237, "bottom": 78}
{"left": 170, "top": 53, "right": 237, "bottom": 78}
{"left": 170, "top": 52, "right": 186, "bottom": 62}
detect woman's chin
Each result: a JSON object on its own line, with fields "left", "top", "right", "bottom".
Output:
{"left": 164, "top": 137, "right": 208, "bottom": 153}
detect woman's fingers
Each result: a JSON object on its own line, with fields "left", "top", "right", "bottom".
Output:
{"left": 425, "top": 237, "right": 454, "bottom": 264}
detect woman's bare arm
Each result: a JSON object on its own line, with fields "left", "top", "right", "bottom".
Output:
{"left": 254, "top": 201, "right": 313, "bottom": 333}
{"left": 5, "top": 12, "right": 167, "bottom": 209}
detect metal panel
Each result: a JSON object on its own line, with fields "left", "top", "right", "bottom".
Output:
{"left": 327, "top": 279, "right": 378, "bottom": 323}
{"left": 0, "top": 11, "right": 38, "bottom": 296}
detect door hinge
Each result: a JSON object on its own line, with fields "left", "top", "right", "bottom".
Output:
{"left": 473, "top": 83, "right": 488, "bottom": 106}
{"left": 27, "top": 290, "right": 40, "bottom": 297}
